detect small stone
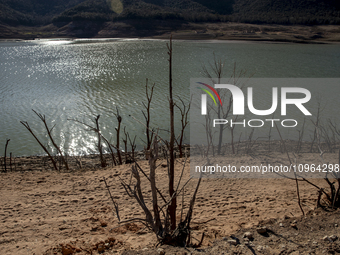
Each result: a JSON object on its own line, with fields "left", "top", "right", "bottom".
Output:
{"left": 157, "top": 248, "right": 165, "bottom": 255}
{"left": 62, "top": 247, "right": 73, "bottom": 255}
{"left": 98, "top": 244, "right": 105, "bottom": 253}
{"left": 243, "top": 232, "right": 253, "bottom": 239}
{"left": 291, "top": 223, "right": 297, "bottom": 228}
{"left": 322, "top": 236, "right": 329, "bottom": 241}
{"left": 227, "top": 239, "right": 238, "bottom": 246}
{"left": 329, "top": 235, "right": 338, "bottom": 241}
{"left": 335, "top": 224, "right": 338, "bottom": 227}
{"left": 257, "top": 227, "right": 267, "bottom": 234}
{"left": 257, "top": 245, "right": 264, "bottom": 251}
{"left": 313, "top": 241, "right": 318, "bottom": 245}
{"left": 279, "top": 223, "right": 284, "bottom": 227}
{"left": 100, "top": 221, "right": 107, "bottom": 227}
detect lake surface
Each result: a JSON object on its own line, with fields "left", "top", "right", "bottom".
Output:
{"left": 0, "top": 39, "right": 340, "bottom": 156}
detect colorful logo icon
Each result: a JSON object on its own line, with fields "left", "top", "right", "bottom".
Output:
{"left": 197, "top": 82, "right": 222, "bottom": 107}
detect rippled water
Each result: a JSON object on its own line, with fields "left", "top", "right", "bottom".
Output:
{"left": 0, "top": 39, "right": 339, "bottom": 156}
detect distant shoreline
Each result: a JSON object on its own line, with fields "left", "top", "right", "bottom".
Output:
{"left": 0, "top": 36, "right": 339, "bottom": 45}
{"left": 1, "top": 22, "right": 340, "bottom": 44}
{"left": 1, "top": 37, "right": 332, "bottom": 44}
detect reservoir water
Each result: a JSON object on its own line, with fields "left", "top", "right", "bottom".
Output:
{"left": 0, "top": 39, "right": 339, "bottom": 156}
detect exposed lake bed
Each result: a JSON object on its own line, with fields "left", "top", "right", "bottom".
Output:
{"left": 0, "top": 148, "right": 338, "bottom": 254}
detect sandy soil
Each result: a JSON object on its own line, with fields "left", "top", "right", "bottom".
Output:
{"left": 120, "top": 208, "right": 340, "bottom": 254}
{"left": 1, "top": 145, "right": 338, "bottom": 255}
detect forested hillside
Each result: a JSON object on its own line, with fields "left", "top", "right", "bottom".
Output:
{"left": 232, "top": 0, "right": 340, "bottom": 24}
{"left": 0, "top": 0, "right": 340, "bottom": 26}
{"left": 0, "top": 0, "right": 87, "bottom": 25}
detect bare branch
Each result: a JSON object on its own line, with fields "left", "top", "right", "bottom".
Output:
{"left": 20, "top": 121, "right": 58, "bottom": 171}
{"left": 3, "top": 139, "right": 10, "bottom": 173}
{"left": 32, "top": 110, "right": 69, "bottom": 171}
{"left": 103, "top": 177, "right": 120, "bottom": 221}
